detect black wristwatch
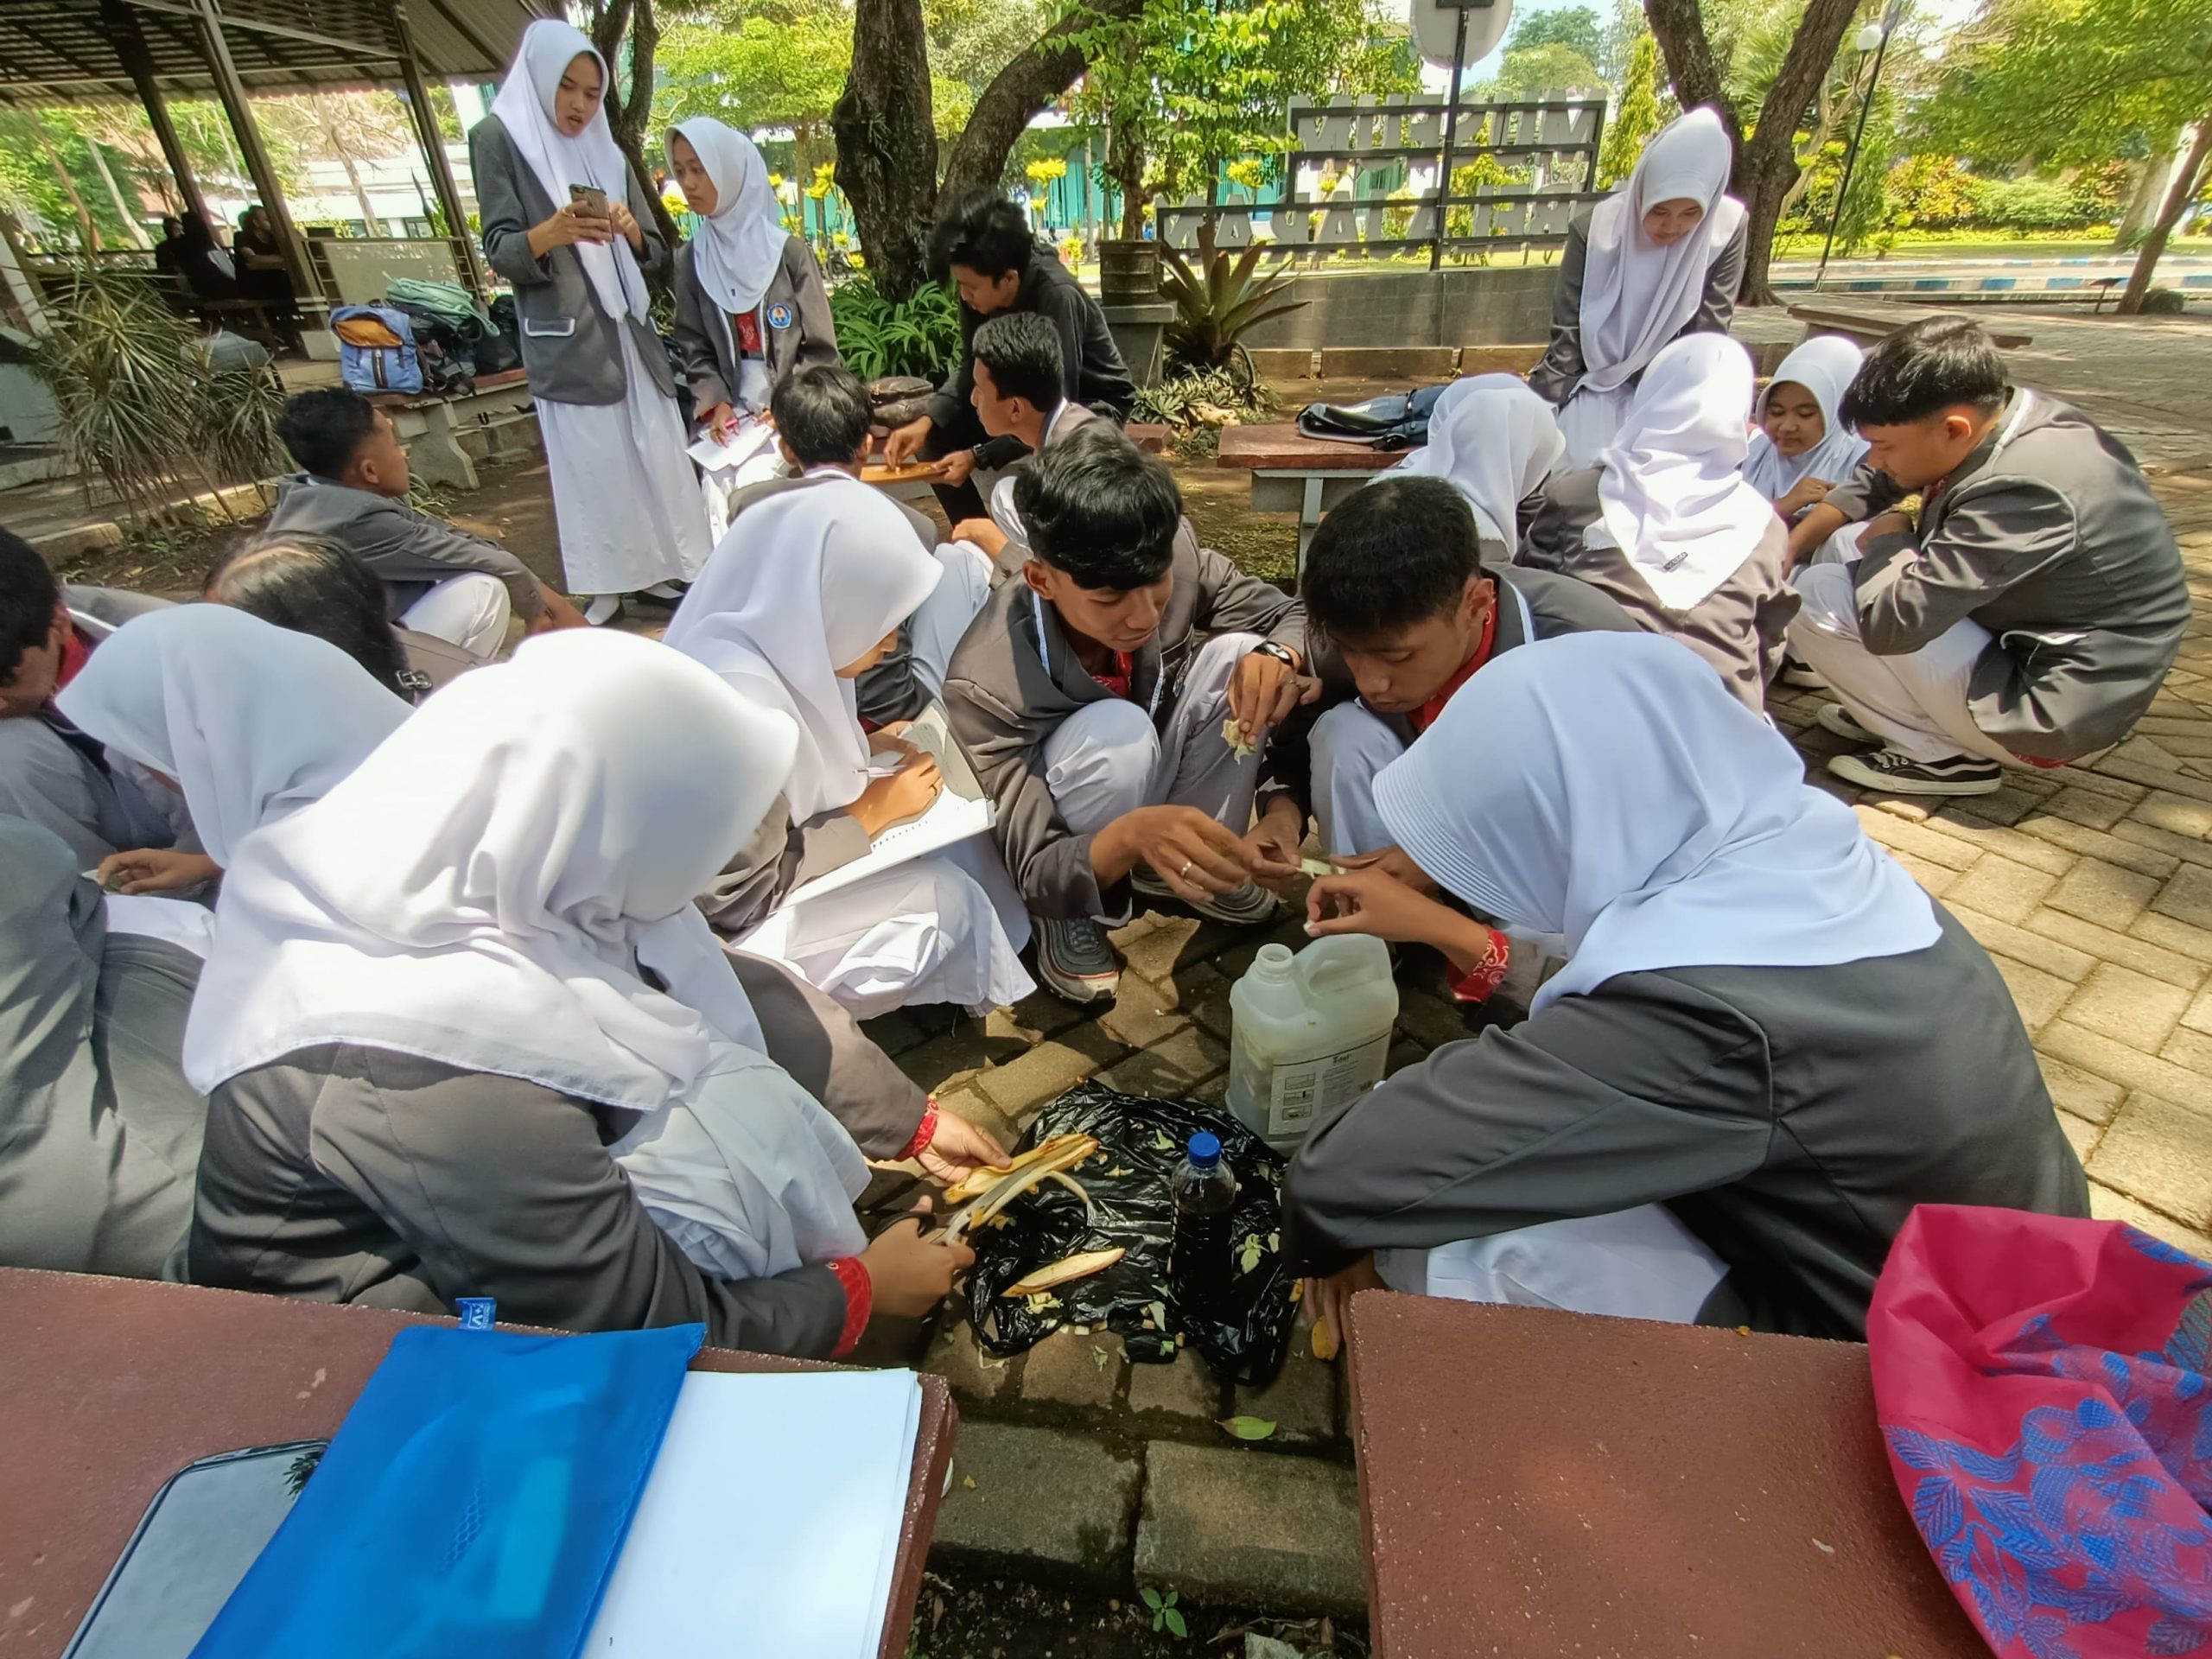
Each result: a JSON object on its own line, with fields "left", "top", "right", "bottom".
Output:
{"left": 1251, "top": 641, "right": 1299, "bottom": 670}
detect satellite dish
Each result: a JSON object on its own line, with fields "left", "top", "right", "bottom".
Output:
{"left": 1411, "top": 0, "right": 1513, "bottom": 69}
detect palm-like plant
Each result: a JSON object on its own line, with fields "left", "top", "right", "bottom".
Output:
{"left": 1159, "top": 228, "right": 1306, "bottom": 381}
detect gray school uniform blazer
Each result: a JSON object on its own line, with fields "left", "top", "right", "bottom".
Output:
{"left": 267, "top": 474, "right": 545, "bottom": 622}
{"left": 0, "top": 818, "right": 206, "bottom": 1280}
{"left": 944, "top": 535, "right": 1308, "bottom": 920}
{"left": 186, "top": 950, "right": 924, "bottom": 1358}
{"left": 467, "top": 116, "right": 674, "bottom": 407}
{"left": 1822, "top": 391, "right": 2189, "bottom": 761}
{"left": 671, "top": 236, "right": 840, "bottom": 414}
{"left": 1522, "top": 467, "right": 1796, "bottom": 709}
{"left": 1286, "top": 906, "right": 2088, "bottom": 1340}
{"left": 1525, "top": 205, "right": 1749, "bottom": 409}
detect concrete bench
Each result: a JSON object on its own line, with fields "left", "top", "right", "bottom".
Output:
{"left": 1788, "top": 297, "right": 2032, "bottom": 351}
{"left": 1346, "top": 1294, "right": 1985, "bottom": 1657}
{"left": 1216, "top": 422, "right": 1402, "bottom": 567}
{"left": 366, "top": 367, "right": 536, "bottom": 491}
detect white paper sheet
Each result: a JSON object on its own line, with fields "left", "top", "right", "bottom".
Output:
{"left": 584, "top": 1369, "right": 924, "bottom": 1658}
{"left": 784, "top": 702, "right": 997, "bottom": 906}
{"left": 688, "top": 420, "right": 780, "bottom": 474}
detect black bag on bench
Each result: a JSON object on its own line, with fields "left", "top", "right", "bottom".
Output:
{"left": 1295, "top": 382, "right": 1449, "bottom": 449}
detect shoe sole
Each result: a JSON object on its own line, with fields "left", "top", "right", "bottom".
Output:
{"left": 1815, "top": 705, "right": 1878, "bottom": 745}
{"left": 1128, "top": 873, "right": 1279, "bottom": 927}
{"left": 1826, "top": 752, "right": 2003, "bottom": 796}
{"left": 1037, "top": 961, "right": 1121, "bottom": 1004}
{"left": 1779, "top": 669, "right": 1829, "bottom": 690}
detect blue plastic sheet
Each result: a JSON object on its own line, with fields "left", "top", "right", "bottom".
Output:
{"left": 191, "top": 1321, "right": 704, "bottom": 1659}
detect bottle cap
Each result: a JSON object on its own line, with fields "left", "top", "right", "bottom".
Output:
{"left": 1187, "top": 1131, "right": 1222, "bottom": 1168}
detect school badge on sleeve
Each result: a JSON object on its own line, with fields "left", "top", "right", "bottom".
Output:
{"left": 767, "top": 302, "right": 794, "bottom": 330}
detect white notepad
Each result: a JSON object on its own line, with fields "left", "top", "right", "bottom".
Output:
{"left": 689, "top": 420, "right": 780, "bottom": 474}
{"left": 584, "top": 1369, "right": 924, "bottom": 1657}
{"left": 785, "top": 702, "right": 997, "bottom": 905}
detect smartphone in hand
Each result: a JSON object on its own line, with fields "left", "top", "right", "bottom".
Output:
{"left": 569, "top": 184, "right": 609, "bottom": 219}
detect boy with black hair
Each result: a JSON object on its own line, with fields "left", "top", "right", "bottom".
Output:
{"left": 1786, "top": 315, "right": 2189, "bottom": 795}
{"left": 0, "top": 528, "right": 193, "bottom": 874}
{"left": 713, "top": 364, "right": 994, "bottom": 721}
{"left": 944, "top": 423, "right": 1310, "bottom": 1003}
{"left": 267, "top": 387, "right": 583, "bottom": 657}
{"left": 1296, "top": 477, "right": 1637, "bottom": 868}
{"left": 953, "top": 311, "right": 1099, "bottom": 569}
{"left": 883, "top": 191, "right": 1135, "bottom": 521}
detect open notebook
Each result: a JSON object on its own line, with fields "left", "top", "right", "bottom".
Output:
{"left": 585, "top": 1369, "right": 924, "bottom": 1658}
{"left": 785, "top": 700, "right": 995, "bottom": 905}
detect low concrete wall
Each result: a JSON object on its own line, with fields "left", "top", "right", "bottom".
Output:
{"left": 1242, "top": 264, "right": 1559, "bottom": 351}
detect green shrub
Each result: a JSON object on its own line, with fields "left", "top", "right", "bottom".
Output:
{"left": 2143, "top": 287, "right": 2188, "bottom": 315}
{"left": 1970, "top": 177, "right": 2085, "bottom": 235}
{"left": 829, "top": 277, "right": 963, "bottom": 382}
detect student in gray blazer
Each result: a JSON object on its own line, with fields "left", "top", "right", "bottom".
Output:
{"left": 666, "top": 118, "right": 841, "bottom": 443}
{"left": 468, "top": 21, "right": 709, "bottom": 623}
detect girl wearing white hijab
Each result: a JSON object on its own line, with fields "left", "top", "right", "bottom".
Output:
{"left": 665, "top": 474, "right": 1034, "bottom": 1018}
{"left": 1742, "top": 334, "right": 1870, "bottom": 520}
{"left": 1385, "top": 374, "right": 1565, "bottom": 550}
{"left": 667, "top": 118, "right": 841, "bottom": 536}
{"left": 55, "top": 605, "right": 410, "bottom": 959}
{"left": 183, "top": 629, "right": 970, "bottom": 1357}
{"left": 470, "top": 21, "right": 707, "bottom": 626}
{"left": 1520, "top": 333, "right": 1793, "bottom": 708}
{"left": 1529, "top": 106, "right": 1749, "bottom": 471}
{"left": 1285, "top": 632, "right": 2086, "bottom": 1343}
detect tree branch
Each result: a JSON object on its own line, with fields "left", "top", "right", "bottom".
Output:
{"left": 1640, "top": 0, "right": 1738, "bottom": 137}
{"left": 940, "top": 0, "right": 1144, "bottom": 205}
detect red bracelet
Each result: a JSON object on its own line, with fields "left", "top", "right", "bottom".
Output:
{"left": 1446, "top": 928, "right": 1513, "bottom": 1005}
{"left": 895, "top": 1096, "right": 941, "bottom": 1163}
{"left": 828, "top": 1256, "right": 872, "bottom": 1357}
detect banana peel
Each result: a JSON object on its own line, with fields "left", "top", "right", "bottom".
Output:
{"left": 1001, "top": 1247, "right": 1127, "bottom": 1299}
{"left": 939, "top": 1135, "right": 1101, "bottom": 1241}
{"left": 1311, "top": 1315, "right": 1339, "bottom": 1362}
{"left": 942, "top": 1133, "right": 1097, "bottom": 1205}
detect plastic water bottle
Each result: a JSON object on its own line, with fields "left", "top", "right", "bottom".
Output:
{"left": 1169, "top": 1131, "right": 1239, "bottom": 1327}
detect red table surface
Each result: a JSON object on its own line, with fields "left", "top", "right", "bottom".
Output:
{"left": 0, "top": 1268, "right": 954, "bottom": 1659}
{"left": 1344, "top": 1291, "right": 1986, "bottom": 1658}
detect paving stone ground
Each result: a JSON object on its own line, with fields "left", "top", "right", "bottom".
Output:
{"left": 893, "top": 463, "right": 2212, "bottom": 1611}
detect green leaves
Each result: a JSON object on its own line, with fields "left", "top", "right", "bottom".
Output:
{"left": 1159, "top": 238, "right": 1304, "bottom": 375}
{"left": 1218, "top": 1414, "right": 1277, "bottom": 1440}
{"left": 826, "top": 276, "right": 963, "bottom": 381}
{"left": 1141, "top": 1586, "right": 1188, "bottom": 1637}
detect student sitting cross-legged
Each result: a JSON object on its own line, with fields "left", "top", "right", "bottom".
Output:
{"left": 1786, "top": 316, "right": 2191, "bottom": 797}
{"left": 1287, "top": 477, "right": 1636, "bottom": 997}
{"left": 944, "top": 423, "right": 1311, "bottom": 1004}
{"left": 267, "top": 386, "right": 587, "bottom": 658}
{"left": 746, "top": 365, "right": 996, "bottom": 722}
{"left": 1520, "top": 333, "right": 1796, "bottom": 710}
{"left": 1287, "top": 633, "right": 2088, "bottom": 1345}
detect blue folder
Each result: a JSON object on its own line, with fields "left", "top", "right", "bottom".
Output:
{"left": 191, "top": 1321, "right": 704, "bottom": 1659}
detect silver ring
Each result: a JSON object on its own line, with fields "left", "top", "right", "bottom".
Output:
{"left": 1179, "top": 859, "right": 1193, "bottom": 879}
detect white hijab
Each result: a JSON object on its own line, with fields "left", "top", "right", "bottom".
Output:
{"left": 1578, "top": 107, "right": 1746, "bottom": 395}
{"left": 55, "top": 605, "right": 410, "bottom": 867}
{"left": 1389, "top": 374, "right": 1565, "bottom": 545}
{"left": 1742, "top": 334, "right": 1870, "bottom": 501}
{"left": 181, "top": 628, "right": 795, "bottom": 1109}
{"left": 489, "top": 20, "right": 648, "bottom": 323}
{"left": 1375, "top": 632, "right": 1940, "bottom": 1014}
{"left": 1588, "top": 333, "right": 1777, "bottom": 612}
{"left": 664, "top": 474, "right": 943, "bottom": 821}
{"left": 670, "top": 118, "right": 786, "bottom": 316}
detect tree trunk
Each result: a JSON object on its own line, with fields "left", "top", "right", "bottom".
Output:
{"left": 1653, "top": 0, "right": 1859, "bottom": 305}
{"left": 2120, "top": 118, "right": 2212, "bottom": 314}
{"left": 86, "top": 143, "right": 151, "bottom": 249}
{"left": 590, "top": 0, "right": 682, "bottom": 257}
{"left": 832, "top": 0, "right": 939, "bottom": 299}
{"left": 1109, "top": 111, "right": 1147, "bottom": 239}
{"left": 2114, "top": 130, "right": 2183, "bottom": 249}
{"left": 939, "top": 0, "right": 1144, "bottom": 207}
{"left": 336, "top": 149, "right": 385, "bottom": 236}
{"left": 42, "top": 144, "right": 102, "bottom": 252}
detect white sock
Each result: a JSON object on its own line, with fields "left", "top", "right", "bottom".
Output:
{"left": 584, "top": 594, "right": 621, "bottom": 626}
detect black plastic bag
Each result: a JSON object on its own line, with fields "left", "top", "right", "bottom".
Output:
{"left": 1294, "top": 383, "right": 1447, "bottom": 449}
{"left": 963, "top": 1084, "right": 1298, "bottom": 1387}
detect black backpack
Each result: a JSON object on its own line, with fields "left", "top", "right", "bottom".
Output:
{"left": 1296, "top": 383, "right": 1449, "bottom": 449}
{"left": 389, "top": 301, "right": 478, "bottom": 394}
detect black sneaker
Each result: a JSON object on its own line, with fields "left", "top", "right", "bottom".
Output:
{"left": 1035, "top": 916, "right": 1122, "bottom": 1003}
{"left": 1129, "top": 871, "right": 1279, "bottom": 926}
{"left": 1827, "top": 747, "right": 2002, "bottom": 796}
{"left": 1816, "top": 702, "right": 1880, "bottom": 745}
{"left": 1778, "top": 652, "right": 1828, "bottom": 690}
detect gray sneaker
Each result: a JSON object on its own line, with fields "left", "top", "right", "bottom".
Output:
{"left": 1129, "top": 870, "right": 1280, "bottom": 926}
{"left": 1035, "top": 916, "right": 1122, "bottom": 1004}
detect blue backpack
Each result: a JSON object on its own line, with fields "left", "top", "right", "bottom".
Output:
{"left": 331, "top": 302, "right": 423, "bottom": 395}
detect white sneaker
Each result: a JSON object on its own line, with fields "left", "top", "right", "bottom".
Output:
{"left": 583, "top": 594, "right": 621, "bottom": 626}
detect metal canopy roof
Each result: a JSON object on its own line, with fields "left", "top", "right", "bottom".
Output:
{"left": 0, "top": 0, "right": 547, "bottom": 103}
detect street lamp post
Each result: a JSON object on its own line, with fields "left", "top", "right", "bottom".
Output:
{"left": 1815, "top": 12, "right": 1897, "bottom": 289}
